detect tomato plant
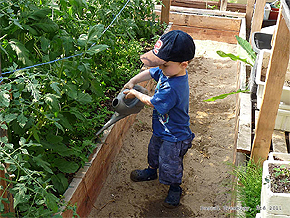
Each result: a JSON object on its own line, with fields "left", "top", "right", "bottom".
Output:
{"left": 0, "top": 0, "right": 163, "bottom": 216}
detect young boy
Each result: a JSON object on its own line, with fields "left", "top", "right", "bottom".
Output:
{"left": 123, "top": 30, "right": 195, "bottom": 208}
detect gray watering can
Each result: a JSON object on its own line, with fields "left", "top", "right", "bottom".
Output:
{"left": 95, "top": 84, "right": 148, "bottom": 137}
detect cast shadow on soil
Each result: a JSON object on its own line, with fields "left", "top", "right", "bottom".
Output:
{"left": 139, "top": 199, "right": 195, "bottom": 218}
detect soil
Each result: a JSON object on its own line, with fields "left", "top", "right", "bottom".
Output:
{"left": 89, "top": 40, "right": 238, "bottom": 218}
{"left": 269, "top": 163, "right": 290, "bottom": 193}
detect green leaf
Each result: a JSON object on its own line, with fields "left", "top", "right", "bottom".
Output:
{"left": 33, "top": 154, "right": 53, "bottom": 174}
{"left": 51, "top": 173, "right": 68, "bottom": 194}
{"left": 204, "top": 89, "right": 249, "bottom": 102}
{"left": 54, "top": 158, "right": 79, "bottom": 173}
{"left": 87, "top": 24, "right": 105, "bottom": 44}
{"left": 0, "top": 90, "right": 10, "bottom": 107}
{"left": 65, "top": 84, "right": 78, "bottom": 100}
{"left": 13, "top": 184, "right": 28, "bottom": 208}
{"left": 26, "top": 81, "right": 41, "bottom": 101}
{"left": 54, "top": 122, "right": 64, "bottom": 133}
{"left": 44, "top": 94, "right": 60, "bottom": 112}
{"left": 33, "top": 21, "right": 59, "bottom": 33}
{"left": 50, "top": 82, "right": 61, "bottom": 95}
{"left": 236, "top": 35, "right": 257, "bottom": 63}
{"left": 46, "top": 134, "right": 63, "bottom": 144}
{"left": 11, "top": 18, "right": 23, "bottom": 29}
{"left": 58, "top": 114, "right": 73, "bottom": 130}
{"left": 32, "top": 127, "right": 40, "bottom": 143}
{"left": 0, "top": 124, "right": 7, "bottom": 130}
{"left": 69, "top": 108, "right": 86, "bottom": 121}
{"left": 86, "top": 44, "right": 108, "bottom": 55}
{"left": 90, "top": 79, "right": 104, "bottom": 97}
{"left": 9, "top": 39, "right": 33, "bottom": 66}
{"left": 44, "top": 192, "right": 58, "bottom": 213}
{"left": 40, "top": 37, "right": 50, "bottom": 52}
{"left": 76, "top": 92, "right": 92, "bottom": 104}
{"left": 77, "top": 34, "right": 87, "bottom": 47}
{"left": 17, "top": 113, "right": 28, "bottom": 128}
{"left": 4, "top": 113, "right": 18, "bottom": 123}
{"left": 29, "top": 8, "right": 51, "bottom": 20}
{"left": 216, "top": 50, "right": 253, "bottom": 67}
{"left": 0, "top": 44, "right": 9, "bottom": 56}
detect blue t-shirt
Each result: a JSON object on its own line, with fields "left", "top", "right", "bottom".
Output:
{"left": 149, "top": 67, "right": 193, "bottom": 142}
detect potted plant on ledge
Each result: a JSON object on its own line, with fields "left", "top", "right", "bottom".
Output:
{"left": 258, "top": 157, "right": 290, "bottom": 217}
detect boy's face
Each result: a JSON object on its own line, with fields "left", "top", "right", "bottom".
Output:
{"left": 159, "top": 61, "right": 188, "bottom": 78}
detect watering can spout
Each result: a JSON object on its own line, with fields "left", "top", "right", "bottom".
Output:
{"left": 95, "top": 84, "right": 148, "bottom": 137}
{"left": 95, "top": 112, "right": 127, "bottom": 137}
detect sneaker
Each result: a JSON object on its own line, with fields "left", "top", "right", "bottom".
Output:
{"left": 163, "top": 185, "right": 182, "bottom": 208}
{"left": 130, "top": 167, "right": 157, "bottom": 182}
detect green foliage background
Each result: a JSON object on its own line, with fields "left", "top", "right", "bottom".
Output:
{"left": 0, "top": 0, "right": 163, "bottom": 216}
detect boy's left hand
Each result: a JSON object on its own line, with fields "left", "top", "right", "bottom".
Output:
{"left": 123, "top": 89, "right": 136, "bottom": 99}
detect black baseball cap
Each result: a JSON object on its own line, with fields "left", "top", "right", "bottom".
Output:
{"left": 140, "top": 30, "right": 195, "bottom": 67}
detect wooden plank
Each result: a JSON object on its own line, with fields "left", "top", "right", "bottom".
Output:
{"left": 249, "top": 0, "right": 266, "bottom": 43}
{"left": 272, "top": 130, "right": 288, "bottom": 153}
{"left": 236, "top": 93, "right": 252, "bottom": 154}
{"left": 251, "top": 9, "right": 290, "bottom": 164}
{"left": 246, "top": 0, "right": 255, "bottom": 37}
{"left": 161, "top": 0, "right": 171, "bottom": 24}
{"left": 157, "top": 11, "right": 242, "bottom": 31}
{"left": 155, "top": 5, "right": 246, "bottom": 18}
{"left": 219, "top": 0, "right": 228, "bottom": 11}
{"left": 171, "top": 25, "right": 239, "bottom": 44}
{"left": 170, "top": 0, "right": 246, "bottom": 13}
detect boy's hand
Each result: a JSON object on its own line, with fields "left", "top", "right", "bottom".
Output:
{"left": 123, "top": 89, "right": 136, "bottom": 99}
{"left": 124, "top": 80, "right": 135, "bottom": 90}
{"left": 124, "top": 89, "right": 154, "bottom": 107}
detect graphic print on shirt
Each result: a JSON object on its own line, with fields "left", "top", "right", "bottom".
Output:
{"left": 155, "top": 78, "right": 170, "bottom": 133}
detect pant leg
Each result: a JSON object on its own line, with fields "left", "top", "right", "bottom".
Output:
{"left": 147, "top": 134, "right": 162, "bottom": 169}
{"left": 158, "top": 135, "right": 194, "bottom": 185}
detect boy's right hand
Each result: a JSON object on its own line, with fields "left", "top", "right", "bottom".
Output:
{"left": 123, "top": 79, "right": 135, "bottom": 90}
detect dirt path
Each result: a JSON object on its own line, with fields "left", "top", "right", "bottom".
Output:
{"left": 89, "top": 40, "right": 238, "bottom": 218}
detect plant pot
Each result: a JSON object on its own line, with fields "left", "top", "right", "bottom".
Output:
{"left": 260, "top": 160, "right": 290, "bottom": 217}
{"left": 255, "top": 50, "right": 290, "bottom": 131}
{"left": 269, "top": 8, "right": 279, "bottom": 20}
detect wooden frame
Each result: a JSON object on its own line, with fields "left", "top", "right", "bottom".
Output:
{"left": 171, "top": 0, "right": 246, "bottom": 13}
{"left": 155, "top": 5, "right": 245, "bottom": 44}
{"left": 251, "top": 6, "right": 290, "bottom": 163}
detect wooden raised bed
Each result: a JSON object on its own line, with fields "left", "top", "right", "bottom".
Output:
{"left": 171, "top": 0, "right": 246, "bottom": 13}
{"left": 155, "top": 5, "right": 245, "bottom": 44}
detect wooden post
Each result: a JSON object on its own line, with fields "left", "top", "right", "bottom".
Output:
{"left": 249, "top": 0, "right": 266, "bottom": 43}
{"left": 251, "top": 8, "right": 290, "bottom": 164}
{"left": 219, "top": 0, "right": 228, "bottom": 11}
{"left": 161, "top": 0, "right": 171, "bottom": 24}
{"left": 246, "top": 0, "right": 255, "bottom": 39}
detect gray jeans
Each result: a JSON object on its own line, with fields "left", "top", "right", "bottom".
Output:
{"left": 148, "top": 133, "right": 194, "bottom": 185}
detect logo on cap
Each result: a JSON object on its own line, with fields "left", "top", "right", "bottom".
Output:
{"left": 153, "top": 39, "right": 163, "bottom": 55}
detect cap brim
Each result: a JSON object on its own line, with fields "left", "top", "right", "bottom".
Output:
{"left": 140, "top": 51, "right": 166, "bottom": 67}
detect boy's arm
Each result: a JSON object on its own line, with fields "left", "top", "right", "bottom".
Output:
{"left": 124, "top": 89, "right": 154, "bottom": 107}
{"left": 124, "top": 69, "right": 152, "bottom": 89}
{"left": 123, "top": 69, "right": 154, "bottom": 107}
